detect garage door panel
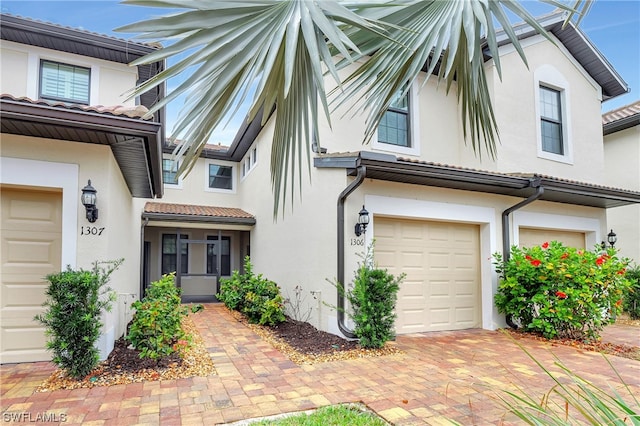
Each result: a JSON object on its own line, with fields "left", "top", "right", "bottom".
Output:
{"left": 1, "top": 188, "right": 61, "bottom": 363}
{"left": 519, "top": 228, "right": 585, "bottom": 249}
{"left": 375, "top": 217, "right": 480, "bottom": 334}
{"left": 2, "top": 280, "right": 48, "bottom": 308}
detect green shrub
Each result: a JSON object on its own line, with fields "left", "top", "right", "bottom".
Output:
{"left": 623, "top": 266, "right": 640, "bottom": 320}
{"left": 35, "top": 259, "right": 121, "bottom": 379}
{"left": 218, "top": 257, "right": 285, "bottom": 326}
{"left": 126, "top": 274, "right": 202, "bottom": 360}
{"left": 494, "top": 241, "right": 631, "bottom": 340}
{"left": 347, "top": 246, "right": 404, "bottom": 349}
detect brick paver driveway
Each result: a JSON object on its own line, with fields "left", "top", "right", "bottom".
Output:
{"left": 2, "top": 304, "right": 639, "bottom": 425}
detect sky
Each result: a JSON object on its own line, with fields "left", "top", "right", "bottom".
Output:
{"left": 2, "top": 0, "right": 638, "bottom": 145}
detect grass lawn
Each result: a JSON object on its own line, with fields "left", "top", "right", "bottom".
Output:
{"left": 250, "top": 404, "right": 388, "bottom": 425}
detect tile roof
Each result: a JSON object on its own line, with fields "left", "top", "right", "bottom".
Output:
{"left": 0, "top": 13, "right": 159, "bottom": 50}
{"left": 0, "top": 94, "right": 153, "bottom": 120}
{"left": 144, "top": 202, "right": 254, "bottom": 219}
{"left": 602, "top": 101, "right": 640, "bottom": 125}
{"left": 397, "top": 157, "right": 638, "bottom": 194}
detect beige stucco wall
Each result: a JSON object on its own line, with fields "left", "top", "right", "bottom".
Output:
{"left": 0, "top": 40, "right": 138, "bottom": 107}
{"left": 489, "top": 34, "right": 605, "bottom": 183}
{"left": 223, "top": 114, "right": 607, "bottom": 335}
{"left": 604, "top": 125, "right": 640, "bottom": 264}
{"left": 1, "top": 134, "right": 141, "bottom": 358}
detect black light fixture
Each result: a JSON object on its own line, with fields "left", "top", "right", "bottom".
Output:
{"left": 607, "top": 229, "right": 617, "bottom": 248}
{"left": 81, "top": 179, "right": 98, "bottom": 223}
{"left": 354, "top": 205, "right": 369, "bottom": 237}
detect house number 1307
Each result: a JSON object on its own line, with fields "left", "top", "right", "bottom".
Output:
{"left": 80, "top": 226, "right": 105, "bottom": 236}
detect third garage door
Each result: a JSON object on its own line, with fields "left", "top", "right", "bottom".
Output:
{"left": 374, "top": 217, "right": 481, "bottom": 334}
{"left": 519, "top": 228, "right": 586, "bottom": 249}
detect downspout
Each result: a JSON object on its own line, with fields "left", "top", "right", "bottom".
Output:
{"left": 501, "top": 178, "right": 544, "bottom": 261}
{"left": 336, "top": 165, "right": 367, "bottom": 338}
{"left": 139, "top": 217, "right": 149, "bottom": 300}
{"left": 500, "top": 178, "right": 543, "bottom": 329}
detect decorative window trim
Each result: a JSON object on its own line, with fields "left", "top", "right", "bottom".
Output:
{"left": 240, "top": 146, "right": 258, "bottom": 181}
{"left": 162, "top": 155, "right": 183, "bottom": 189}
{"left": 204, "top": 160, "right": 236, "bottom": 193}
{"left": 39, "top": 59, "right": 91, "bottom": 105}
{"left": 534, "top": 65, "right": 573, "bottom": 164}
{"left": 372, "top": 81, "right": 421, "bottom": 157}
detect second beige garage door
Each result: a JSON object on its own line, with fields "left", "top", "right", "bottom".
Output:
{"left": 519, "top": 228, "right": 586, "bottom": 249}
{"left": 374, "top": 217, "right": 481, "bottom": 334}
{"left": 1, "top": 186, "right": 62, "bottom": 363}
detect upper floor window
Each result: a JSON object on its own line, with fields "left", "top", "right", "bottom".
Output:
{"left": 534, "top": 65, "right": 572, "bottom": 164}
{"left": 207, "top": 162, "right": 234, "bottom": 192}
{"left": 241, "top": 147, "right": 258, "bottom": 179}
{"left": 372, "top": 82, "right": 420, "bottom": 156}
{"left": 539, "top": 86, "right": 564, "bottom": 155}
{"left": 162, "top": 157, "right": 181, "bottom": 187}
{"left": 162, "top": 234, "right": 188, "bottom": 275}
{"left": 40, "top": 60, "right": 90, "bottom": 104}
{"left": 378, "top": 90, "right": 410, "bottom": 147}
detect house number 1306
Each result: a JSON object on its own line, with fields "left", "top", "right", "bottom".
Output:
{"left": 80, "top": 226, "right": 105, "bottom": 236}
{"left": 350, "top": 238, "right": 364, "bottom": 246}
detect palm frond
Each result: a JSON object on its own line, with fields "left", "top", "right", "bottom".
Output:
{"left": 117, "top": 0, "right": 384, "bottom": 217}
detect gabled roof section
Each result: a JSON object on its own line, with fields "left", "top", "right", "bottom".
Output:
{"left": 143, "top": 202, "right": 256, "bottom": 225}
{"left": 493, "top": 11, "right": 628, "bottom": 101}
{"left": 602, "top": 101, "right": 640, "bottom": 135}
{"left": 1, "top": 95, "right": 163, "bottom": 198}
{"left": 315, "top": 151, "right": 640, "bottom": 209}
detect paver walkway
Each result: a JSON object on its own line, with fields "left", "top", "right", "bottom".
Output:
{"left": 2, "top": 304, "right": 639, "bottom": 425}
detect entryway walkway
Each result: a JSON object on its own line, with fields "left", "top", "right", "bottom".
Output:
{"left": 2, "top": 304, "right": 639, "bottom": 424}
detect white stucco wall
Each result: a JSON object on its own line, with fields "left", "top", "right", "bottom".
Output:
{"left": 0, "top": 40, "right": 138, "bottom": 107}
{"left": 604, "top": 125, "right": 640, "bottom": 264}
{"left": 489, "top": 34, "right": 605, "bottom": 183}
{"left": 1, "top": 134, "right": 142, "bottom": 359}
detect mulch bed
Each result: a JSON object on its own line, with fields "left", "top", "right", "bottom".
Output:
{"left": 36, "top": 316, "right": 216, "bottom": 392}
{"left": 228, "top": 309, "right": 403, "bottom": 365}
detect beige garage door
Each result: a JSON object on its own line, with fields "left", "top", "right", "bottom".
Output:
{"left": 1, "top": 187, "right": 62, "bottom": 363}
{"left": 519, "top": 228, "right": 585, "bottom": 249}
{"left": 374, "top": 217, "right": 481, "bottom": 334}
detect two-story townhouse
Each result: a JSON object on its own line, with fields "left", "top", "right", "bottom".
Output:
{"left": 603, "top": 101, "right": 640, "bottom": 265}
{"left": 145, "top": 10, "right": 640, "bottom": 338}
{"left": 0, "top": 14, "right": 164, "bottom": 363}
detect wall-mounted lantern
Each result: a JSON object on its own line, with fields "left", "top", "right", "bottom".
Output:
{"left": 81, "top": 179, "right": 98, "bottom": 223}
{"left": 607, "top": 229, "right": 617, "bottom": 248}
{"left": 354, "top": 205, "right": 369, "bottom": 237}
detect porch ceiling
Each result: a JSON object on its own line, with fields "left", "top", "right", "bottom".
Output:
{"left": 142, "top": 202, "right": 256, "bottom": 226}
{"left": 314, "top": 151, "right": 640, "bottom": 209}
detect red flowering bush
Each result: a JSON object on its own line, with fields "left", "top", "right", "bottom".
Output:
{"left": 494, "top": 241, "right": 631, "bottom": 340}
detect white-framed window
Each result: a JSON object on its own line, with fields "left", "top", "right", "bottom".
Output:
{"left": 539, "top": 86, "right": 564, "bottom": 155}
{"left": 205, "top": 160, "right": 236, "bottom": 193}
{"left": 372, "top": 82, "right": 420, "bottom": 156}
{"left": 534, "top": 65, "right": 572, "bottom": 164}
{"left": 241, "top": 147, "right": 258, "bottom": 180}
{"left": 39, "top": 59, "right": 90, "bottom": 104}
{"left": 162, "top": 156, "right": 182, "bottom": 188}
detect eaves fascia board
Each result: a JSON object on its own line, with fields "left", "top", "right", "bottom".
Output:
{"left": 1, "top": 99, "right": 161, "bottom": 136}
{"left": 141, "top": 212, "right": 256, "bottom": 226}
{"left": 603, "top": 115, "right": 640, "bottom": 135}
{"left": 0, "top": 14, "right": 157, "bottom": 59}
{"left": 538, "top": 177, "right": 640, "bottom": 204}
